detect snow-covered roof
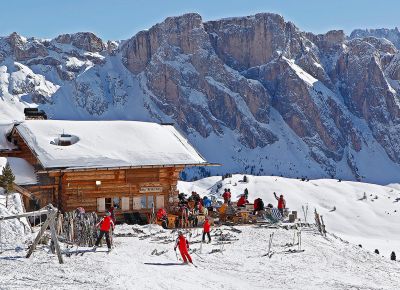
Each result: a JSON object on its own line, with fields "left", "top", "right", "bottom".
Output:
{"left": 15, "top": 120, "right": 208, "bottom": 170}
{"left": 0, "top": 121, "right": 17, "bottom": 151}
{"left": 0, "top": 157, "right": 37, "bottom": 185}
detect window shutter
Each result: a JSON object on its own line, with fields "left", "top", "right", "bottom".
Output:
{"left": 121, "top": 197, "right": 130, "bottom": 211}
{"left": 97, "top": 198, "right": 105, "bottom": 212}
{"left": 133, "top": 197, "right": 141, "bottom": 210}
{"left": 156, "top": 195, "right": 165, "bottom": 209}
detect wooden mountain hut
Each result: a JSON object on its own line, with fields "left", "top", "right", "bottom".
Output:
{"left": 0, "top": 120, "right": 213, "bottom": 222}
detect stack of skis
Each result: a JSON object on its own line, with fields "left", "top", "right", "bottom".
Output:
{"left": 56, "top": 211, "right": 99, "bottom": 246}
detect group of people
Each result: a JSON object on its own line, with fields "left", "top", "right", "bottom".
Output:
{"left": 176, "top": 191, "right": 213, "bottom": 228}
{"left": 221, "top": 187, "right": 287, "bottom": 218}
{"left": 93, "top": 188, "right": 287, "bottom": 255}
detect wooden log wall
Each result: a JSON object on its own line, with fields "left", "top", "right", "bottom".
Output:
{"left": 59, "top": 166, "right": 184, "bottom": 216}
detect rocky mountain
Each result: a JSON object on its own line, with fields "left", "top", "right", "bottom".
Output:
{"left": 1, "top": 13, "right": 400, "bottom": 183}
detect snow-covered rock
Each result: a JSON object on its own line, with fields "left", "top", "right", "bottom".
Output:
{"left": 2, "top": 14, "right": 400, "bottom": 183}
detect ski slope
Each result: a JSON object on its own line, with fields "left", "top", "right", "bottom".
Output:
{"left": 1, "top": 176, "right": 400, "bottom": 289}
{"left": 178, "top": 175, "right": 400, "bottom": 257}
{"left": 0, "top": 224, "right": 399, "bottom": 289}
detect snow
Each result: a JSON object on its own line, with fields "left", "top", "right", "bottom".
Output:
{"left": 0, "top": 157, "right": 37, "bottom": 185}
{"left": 0, "top": 177, "right": 400, "bottom": 288}
{"left": 0, "top": 223, "right": 399, "bottom": 289}
{"left": 178, "top": 175, "right": 400, "bottom": 258}
{"left": 15, "top": 120, "right": 208, "bottom": 169}
{"left": 0, "top": 121, "right": 16, "bottom": 150}
{"left": 0, "top": 192, "right": 30, "bottom": 249}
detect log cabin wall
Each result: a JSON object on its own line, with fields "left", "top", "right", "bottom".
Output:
{"left": 60, "top": 166, "right": 183, "bottom": 219}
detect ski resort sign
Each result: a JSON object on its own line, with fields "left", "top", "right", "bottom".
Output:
{"left": 139, "top": 186, "right": 163, "bottom": 193}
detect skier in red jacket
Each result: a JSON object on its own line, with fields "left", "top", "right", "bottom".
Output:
{"left": 202, "top": 217, "right": 211, "bottom": 243}
{"left": 237, "top": 195, "right": 248, "bottom": 207}
{"left": 274, "top": 192, "right": 286, "bottom": 216}
{"left": 174, "top": 232, "right": 192, "bottom": 264}
{"left": 222, "top": 189, "right": 231, "bottom": 203}
{"left": 94, "top": 211, "right": 115, "bottom": 251}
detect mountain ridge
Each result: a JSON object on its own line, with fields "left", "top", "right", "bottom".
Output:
{"left": 1, "top": 12, "right": 400, "bottom": 183}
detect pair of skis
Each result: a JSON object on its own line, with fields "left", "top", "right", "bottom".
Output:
{"left": 262, "top": 232, "right": 275, "bottom": 258}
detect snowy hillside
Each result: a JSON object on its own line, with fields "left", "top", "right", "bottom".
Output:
{"left": 178, "top": 175, "right": 400, "bottom": 257}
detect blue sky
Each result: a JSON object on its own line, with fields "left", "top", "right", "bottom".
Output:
{"left": 0, "top": 0, "right": 399, "bottom": 40}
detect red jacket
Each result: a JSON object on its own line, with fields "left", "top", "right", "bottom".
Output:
{"left": 176, "top": 235, "right": 189, "bottom": 251}
{"left": 278, "top": 197, "right": 286, "bottom": 209}
{"left": 157, "top": 208, "right": 167, "bottom": 220}
{"left": 254, "top": 199, "right": 259, "bottom": 210}
{"left": 98, "top": 216, "right": 114, "bottom": 232}
{"left": 237, "top": 196, "right": 248, "bottom": 207}
{"left": 203, "top": 220, "right": 210, "bottom": 233}
{"left": 222, "top": 191, "right": 231, "bottom": 200}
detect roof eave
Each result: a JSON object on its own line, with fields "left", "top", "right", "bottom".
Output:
{"left": 36, "top": 162, "right": 221, "bottom": 174}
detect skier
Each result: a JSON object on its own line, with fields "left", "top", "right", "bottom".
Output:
{"left": 202, "top": 217, "right": 211, "bottom": 243}
{"left": 203, "top": 196, "right": 212, "bottom": 209}
{"left": 156, "top": 208, "right": 168, "bottom": 229}
{"left": 222, "top": 189, "right": 231, "bottom": 203}
{"left": 274, "top": 192, "right": 286, "bottom": 216}
{"left": 237, "top": 195, "right": 248, "bottom": 207}
{"left": 174, "top": 231, "right": 193, "bottom": 264}
{"left": 94, "top": 211, "right": 115, "bottom": 251}
{"left": 253, "top": 198, "right": 265, "bottom": 218}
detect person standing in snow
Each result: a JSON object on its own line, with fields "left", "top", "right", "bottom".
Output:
{"left": 274, "top": 192, "right": 286, "bottom": 216}
{"left": 237, "top": 194, "right": 248, "bottom": 207}
{"left": 202, "top": 217, "right": 211, "bottom": 243}
{"left": 94, "top": 211, "right": 115, "bottom": 251}
{"left": 174, "top": 231, "right": 193, "bottom": 264}
{"left": 222, "top": 188, "right": 231, "bottom": 204}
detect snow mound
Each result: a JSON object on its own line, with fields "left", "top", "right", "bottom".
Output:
{"left": 0, "top": 192, "right": 30, "bottom": 249}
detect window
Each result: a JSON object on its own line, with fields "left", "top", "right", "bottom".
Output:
{"left": 121, "top": 197, "right": 130, "bottom": 211}
{"left": 133, "top": 197, "right": 141, "bottom": 210}
{"left": 97, "top": 198, "right": 105, "bottom": 212}
{"left": 156, "top": 195, "right": 165, "bottom": 209}
{"left": 140, "top": 195, "right": 147, "bottom": 209}
{"left": 147, "top": 195, "right": 154, "bottom": 209}
{"left": 105, "top": 198, "right": 112, "bottom": 210}
{"left": 113, "top": 197, "right": 121, "bottom": 209}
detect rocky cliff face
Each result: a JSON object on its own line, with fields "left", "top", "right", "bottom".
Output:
{"left": 1, "top": 13, "right": 400, "bottom": 183}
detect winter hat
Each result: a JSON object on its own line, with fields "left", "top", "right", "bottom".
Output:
{"left": 178, "top": 231, "right": 183, "bottom": 236}
{"left": 106, "top": 211, "right": 111, "bottom": 216}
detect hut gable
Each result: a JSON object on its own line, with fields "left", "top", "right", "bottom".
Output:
{"left": 14, "top": 120, "right": 208, "bottom": 170}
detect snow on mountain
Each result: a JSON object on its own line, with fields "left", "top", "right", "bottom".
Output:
{"left": 1, "top": 14, "right": 400, "bottom": 183}
{"left": 178, "top": 175, "right": 400, "bottom": 257}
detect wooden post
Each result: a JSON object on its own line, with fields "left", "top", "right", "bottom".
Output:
{"left": 26, "top": 204, "right": 63, "bottom": 264}
{"left": 49, "top": 214, "right": 64, "bottom": 264}
{"left": 26, "top": 210, "right": 54, "bottom": 258}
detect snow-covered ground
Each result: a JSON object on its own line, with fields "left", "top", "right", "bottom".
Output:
{"left": 1, "top": 176, "right": 400, "bottom": 289}
{"left": 178, "top": 175, "right": 400, "bottom": 258}
{"left": 0, "top": 224, "right": 399, "bottom": 289}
